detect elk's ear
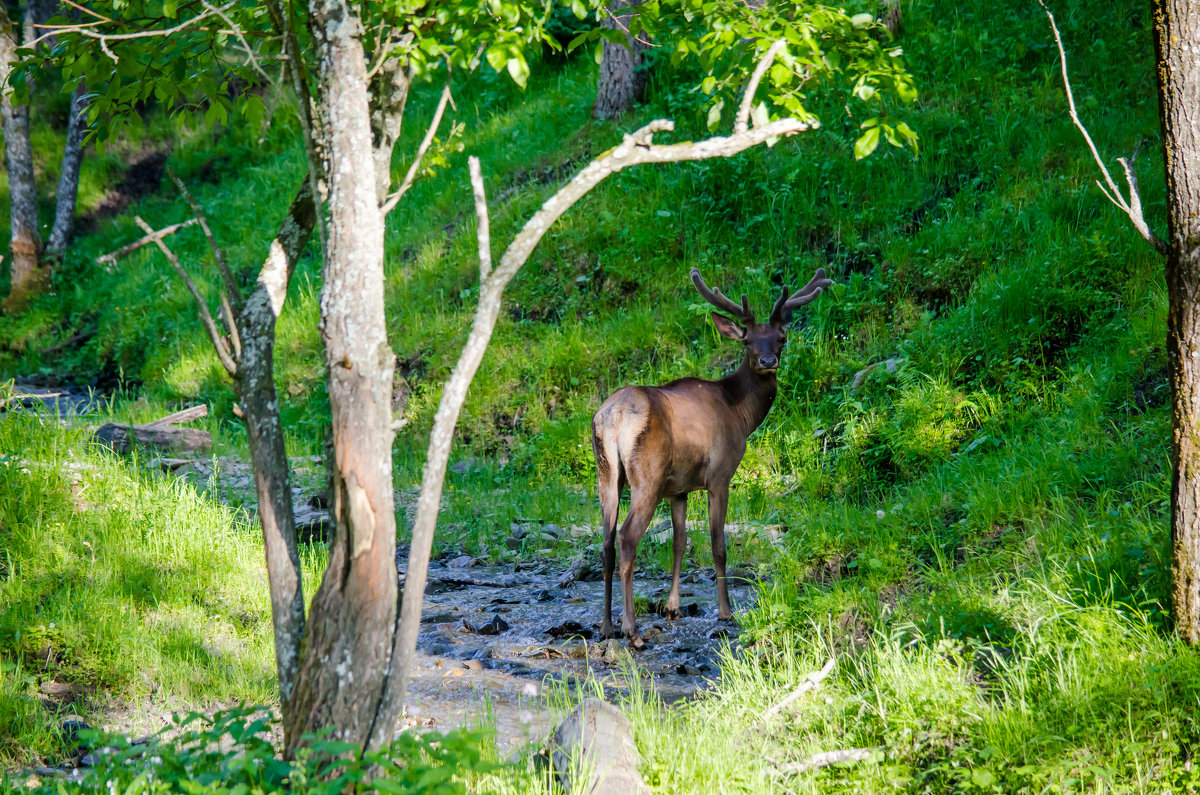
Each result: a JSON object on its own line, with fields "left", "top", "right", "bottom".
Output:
{"left": 711, "top": 313, "right": 746, "bottom": 340}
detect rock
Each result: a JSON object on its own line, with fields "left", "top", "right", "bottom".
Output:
{"left": 505, "top": 536, "right": 523, "bottom": 550}
{"left": 675, "top": 664, "right": 702, "bottom": 676}
{"left": 550, "top": 699, "right": 648, "bottom": 795}
{"left": 648, "top": 520, "right": 672, "bottom": 545}
{"left": 532, "top": 588, "right": 562, "bottom": 602}
{"left": 59, "top": 720, "right": 92, "bottom": 748}
{"left": 546, "top": 620, "right": 593, "bottom": 639}
{"left": 708, "top": 626, "right": 733, "bottom": 640}
{"left": 559, "top": 556, "right": 601, "bottom": 587}
{"left": 510, "top": 521, "right": 529, "bottom": 540}
{"left": 447, "top": 555, "right": 477, "bottom": 569}
{"left": 450, "top": 458, "right": 476, "bottom": 475}
{"left": 601, "top": 640, "right": 632, "bottom": 666}
{"left": 468, "top": 615, "right": 509, "bottom": 636}
{"left": 542, "top": 523, "right": 562, "bottom": 538}
{"left": 725, "top": 567, "right": 757, "bottom": 587}
{"left": 422, "top": 610, "right": 460, "bottom": 624}
{"left": 463, "top": 659, "right": 483, "bottom": 671}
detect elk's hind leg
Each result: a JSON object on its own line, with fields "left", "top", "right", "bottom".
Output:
{"left": 618, "top": 490, "right": 658, "bottom": 648}
{"left": 663, "top": 494, "right": 688, "bottom": 619}
{"left": 595, "top": 435, "right": 622, "bottom": 640}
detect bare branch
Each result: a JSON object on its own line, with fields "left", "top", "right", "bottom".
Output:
{"left": 96, "top": 218, "right": 197, "bottom": 265}
{"left": 777, "top": 747, "right": 880, "bottom": 775}
{"left": 379, "top": 82, "right": 453, "bottom": 216}
{"left": 736, "top": 39, "right": 787, "bottom": 135}
{"left": 134, "top": 215, "right": 237, "bottom": 377}
{"left": 1040, "top": 0, "right": 1167, "bottom": 255}
{"left": 202, "top": 0, "right": 274, "bottom": 88}
{"left": 28, "top": 1, "right": 238, "bottom": 57}
{"left": 756, "top": 657, "right": 836, "bottom": 724}
{"left": 167, "top": 169, "right": 244, "bottom": 313}
{"left": 468, "top": 156, "right": 492, "bottom": 283}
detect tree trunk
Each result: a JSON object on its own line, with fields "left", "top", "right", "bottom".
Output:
{"left": 284, "top": 0, "right": 398, "bottom": 753}
{"left": 46, "top": 81, "right": 88, "bottom": 256}
{"left": 592, "top": 0, "right": 646, "bottom": 121}
{"left": 0, "top": 6, "right": 42, "bottom": 304}
{"left": 236, "top": 183, "right": 316, "bottom": 731}
{"left": 1154, "top": 0, "right": 1200, "bottom": 643}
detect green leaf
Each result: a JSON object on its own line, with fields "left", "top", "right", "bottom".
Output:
{"left": 853, "top": 126, "right": 880, "bottom": 160}
{"left": 750, "top": 100, "right": 769, "bottom": 129}
{"left": 706, "top": 98, "right": 724, "bottom": 132}
{"left": 506, "top": 52, "right": 530, "bottom": 88}
{"left": 570, "top": 0, "right": 587, "bottom": 19}
{"left": 163, "top": 0, "right": 178, "bottom": 17}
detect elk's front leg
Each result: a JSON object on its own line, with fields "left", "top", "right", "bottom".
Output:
{"left": 708, "top": 485, "right": 733, "bottom": 621}
{"left": 664, "top": 494, "right": 688, "bottom": 619}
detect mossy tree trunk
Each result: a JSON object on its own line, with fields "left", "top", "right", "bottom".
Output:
{"left": 593, "top": 0, "right": 646, "bottom": 121}
{"left": 1153, "top": 0, "right": 1200, "bottom": 643}
{"left": 0, "top": 5, "right": 42, "bottom": 304}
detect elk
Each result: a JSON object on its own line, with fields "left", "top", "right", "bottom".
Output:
{"left": 591, "top": 267, "right": 833, "bottom": 647}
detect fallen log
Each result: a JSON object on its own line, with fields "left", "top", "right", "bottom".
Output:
{"left": 94, "top": 423, "right": 211, "bottom": 455}
{"left": 550, "top": 699, "right": 649, "bottom": 795}
{"left": 147, "top": 404, "right": 208, "bottom": 426}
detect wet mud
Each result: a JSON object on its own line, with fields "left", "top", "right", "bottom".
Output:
{"left": 401, "top": 558, "right": 759, "bottom": 750}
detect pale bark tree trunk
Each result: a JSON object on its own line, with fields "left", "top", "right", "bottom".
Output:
{"left": 593, "top": 0, "right": 646, "bottom": 120}
{"left": 46, "top": 81, "right": 88, "bottom": 256}
{"left": 283, "top": 0, "right": 398, "bottom": 753}
{"left": 1153, "top": 0, "right": 1200, "bottom": 643}
{"left": 1, "top": 6, "right": 42, "bottom": 304}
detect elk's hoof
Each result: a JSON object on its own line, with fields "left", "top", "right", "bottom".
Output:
{"left": 717, "top": 610, "right": 734, "bottom": 622}
{"left": 628, "top": 634, "right": 645, "bottom": 650}
{"left": 599, "top": 622, "right": 619, "bottom": 640}
{"left": 661, "top": 605, "right": 681, "bottom": 620}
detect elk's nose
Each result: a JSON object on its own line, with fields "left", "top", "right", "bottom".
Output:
{"left": 760, "top": 356, "right": 778, "bottom": 369}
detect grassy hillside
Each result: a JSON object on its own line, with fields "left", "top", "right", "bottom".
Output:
{"left": 4, "top": 0, "right": 1197, "bottom": 789}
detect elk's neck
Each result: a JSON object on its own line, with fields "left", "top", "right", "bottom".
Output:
{"left": 721, "top": 358, "right": 778, "bottom": 436}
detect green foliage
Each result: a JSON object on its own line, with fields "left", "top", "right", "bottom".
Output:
{"left": 17, "top": 706, "right": 498, "bottom": 794}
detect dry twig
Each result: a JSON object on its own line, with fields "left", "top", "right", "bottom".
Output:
{"left": 756, "top": 657, "right": 837, "bottom": 724}
{"left": 776, "top": 747, "right": 880, "bottom": 775}
{"left": 379, "top": 82, "right": 454, "bottom": 216}
{"left": 96, "top": 219, "right": 197, "bottom": 264}
{"left": 133, "top": 215, "right": 237, "bottom": 376}
{"left": 1039, "top": 0, "right": 1166, "bottom": 254}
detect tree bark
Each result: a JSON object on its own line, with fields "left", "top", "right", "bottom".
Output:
{"left": 1154, "top": 0, "right": 1200, "bottom": 643}
{"left": 0, "top": 6, "right": 42, "bottom": 304}
{"left": 46, "top": 81, "right": 89, "bottom": 256}
{"left": 284, "top": 0, "right": 397, "bottom": 753}
{"left": 236, "top": 184, "right": 316, "bottom": 728}
{"left": 592, "top": 0, "right": 646, "bottom": 121}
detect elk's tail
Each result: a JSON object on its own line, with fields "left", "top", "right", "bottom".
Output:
{"left": 591, "top": 413, "right": 622, "bottom": 541}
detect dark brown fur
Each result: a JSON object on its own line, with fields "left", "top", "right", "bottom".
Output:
{"left": 591, "top": 268, "right": 831, "bottom": 646}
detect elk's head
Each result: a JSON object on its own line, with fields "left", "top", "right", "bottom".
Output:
{"left": 690, "top": 268, "right": 833, "bottom": 375}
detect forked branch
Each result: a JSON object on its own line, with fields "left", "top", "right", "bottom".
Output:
{"left": 380, "top": 81, "right": 454, "bottom": 216}
{"left": 134, "top": 215, "right": 237, "bottom": 377}
{"left": 1039, "top": 0, "right": 1167, "bottom": 255}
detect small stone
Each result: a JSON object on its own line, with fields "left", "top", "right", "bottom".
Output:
{"left": 546, "top": 620, "right": 593, "bottom": 639}
{"left": 542, "top": 523, "right": 562, "bottom": 538}
{"left": 474, "top": 615, "right": 509, "bottom": 636}
{"left": 447, "top": 555, "right": 477, "bottom": 569}
{"left": 450, "top": 458, "right": 476, "bottom": 475}
{"left": 463, "top": 660, "right": 483, "bottom": 671}
{"left": 675, "top": 664, "right": 701, "bottom": 676}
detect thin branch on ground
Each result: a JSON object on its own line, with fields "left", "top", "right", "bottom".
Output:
{"left": 1039, "top": 0, "right": 1167, "bottom": 254}
{"left": 776, "top": 747, "right": 880, "bottom": 775}
{"left": 134, "top": 215, "right": 237, "bottom": 377}
{"left": 379, "top": 81, "right": 453, "bottom": 216}
{"left": 755, "top": 657, "right": 836, "bottom": 724}
{"left": 96, "top": 218, "right": 198, "bottom": 265}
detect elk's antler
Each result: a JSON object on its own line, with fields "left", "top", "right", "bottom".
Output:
{"left": 691, "top": 268, "right": 756, "bottom": 325}
{"left": 770, "top": 268, "right": 833, "bottom": 324}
